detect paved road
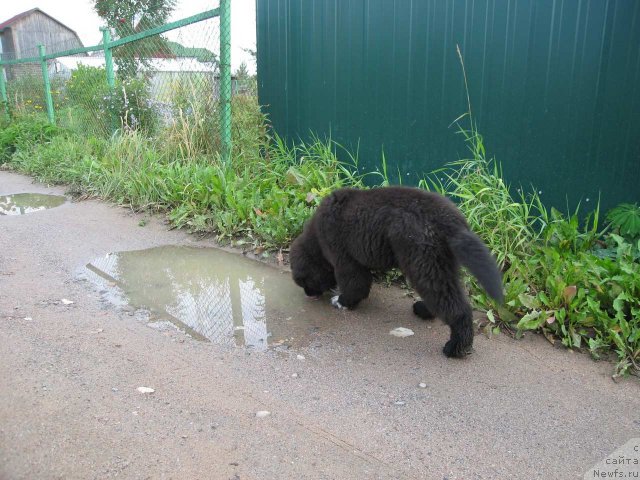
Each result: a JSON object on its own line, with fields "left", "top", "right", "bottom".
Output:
{"left": 1, "top": 171, "right": 638, "bottom": 480}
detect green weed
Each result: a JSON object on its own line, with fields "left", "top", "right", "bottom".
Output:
{"left": 606, "top": 203, "right": 640, "bottom": 240}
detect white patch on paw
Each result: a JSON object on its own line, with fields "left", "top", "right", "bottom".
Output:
{"left": 331, "top": 295, "right": 346, "bottom": 310}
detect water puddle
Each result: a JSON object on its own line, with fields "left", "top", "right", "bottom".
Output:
{"left": 0, "top": 193, "right": 66, "bottom": 215}
{"left": 84, "top": 246, "right": 333, "bottom": 350}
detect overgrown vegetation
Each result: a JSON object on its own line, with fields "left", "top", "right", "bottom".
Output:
{"left": 1, "top": 69, "right": 638, "bottom": 377}
{"left": 414, "top": 108, "right": 638, "bottom": 377}
{"left": 0, "top": 101, "right": 362, "bottom": 246}
{"left": 419, "top": 48, "right": 640, "bottom": 377}
{"left": 4, "top": 74, "right": 66, "bottom": 118}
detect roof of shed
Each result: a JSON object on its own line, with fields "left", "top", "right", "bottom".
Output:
{"left": 0, "top": 8, "right": 83, "bottom": 47}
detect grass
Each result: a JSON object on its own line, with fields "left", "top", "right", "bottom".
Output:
{"left": 0, "top": 105, "right": 363, "bottom": 248}
{"left": 425, "top": 118, "right": 639, "bottom": 377}
{"left": 1, "top": 76, "right": 639, "bottom": 377}
{"left": 420, "top": 122, "right": 547, "bottom": 270}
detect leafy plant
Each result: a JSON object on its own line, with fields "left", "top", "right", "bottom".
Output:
{"left": 436, "top": 44, "right": 640, "bottom": 376}
{"left": 102, "top": 77, "right": 158, "bottom": 134}
{"left": 606, "top": 203, "right": 640, "bottom": 239}
{"left": 0, "top": 117, "right": 60, "bottom": 161}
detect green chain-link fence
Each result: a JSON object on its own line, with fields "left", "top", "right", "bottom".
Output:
{"left": 0, "top": 2, "right": 234, "bottom": 161}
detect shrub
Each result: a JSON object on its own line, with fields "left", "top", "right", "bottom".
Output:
{"left": 65, "top": 64, "right": 110, "bottom": 109}
{"left": 606, "top": 203, "right": 640, "bottom": 240}
{"left": 102, "top": 76, "right": 158, "bottom": 135}
{"left": 0, "top": 116, "right": 60, "bottom": 161}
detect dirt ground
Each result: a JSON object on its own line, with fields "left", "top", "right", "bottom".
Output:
{"left": 1, "top": 170, "right": 638, "bottom": 480}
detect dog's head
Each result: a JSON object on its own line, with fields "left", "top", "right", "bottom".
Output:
{"left": 290, "top": 232, "right": 336, "bottom": 298}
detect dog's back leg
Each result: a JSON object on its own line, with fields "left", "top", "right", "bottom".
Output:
{"left": 415, "top": 286, "right": 474, "bottom": 358}
{"left": 440, "top": 295, "right": 474, "bottom": 358}
{"left": 331, "top": 257, "right": 373, "bottom": 310}
{"left": 397, "top": 250, "right": 474, "bottom": 358}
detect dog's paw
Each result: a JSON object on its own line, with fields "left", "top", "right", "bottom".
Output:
{"left": 412, "top": 301, "right": 435, "bottom": 320}
{"left": 443, "top": 338, "right": 473, "bottom": 358}
{"left": 330, "top": 295, "right": 347, "bottom": 310}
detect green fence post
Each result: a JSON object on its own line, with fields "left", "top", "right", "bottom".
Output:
{"left": 101, "top": 28, "right": 116, "bottom": 90}
{"left": 38, "top": 45, "right": 55, "bottom": 124}
{"left": 219, "top": 0, "right": 232, "bottom": 162}
{"left": 0, "top": 54, "right": 9, "bottom": 120}
{"left": 101, "top": 27, "right": 117, "bottom": 132}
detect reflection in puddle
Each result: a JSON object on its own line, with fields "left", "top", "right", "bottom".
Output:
{"left": 0, "top": 193, "right": 66, "bottom": 215}
{"left": 85, "top": 246, "right": 328, "bottom": 350}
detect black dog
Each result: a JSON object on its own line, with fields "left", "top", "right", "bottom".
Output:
{"left": 289, "top": 186, "right": 503, "bottom": 358}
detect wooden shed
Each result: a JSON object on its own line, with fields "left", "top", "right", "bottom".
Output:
{"left": 0, "top": 8, "right": 84, "bottom": 79}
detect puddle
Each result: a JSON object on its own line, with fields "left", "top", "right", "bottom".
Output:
{"left": 84, "top": 246, "right": 333, "bottom": 350}
{"left": 0, "top": 193, "right": 66, "bottom": 215}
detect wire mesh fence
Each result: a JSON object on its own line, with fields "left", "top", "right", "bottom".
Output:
{"left": 0, "top": 2, "right": 240, "bottom": 160}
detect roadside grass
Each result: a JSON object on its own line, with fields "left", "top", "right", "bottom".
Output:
{"left": 1, "top": 96, "right": 638, "bottom": 377}
{"left": 427, "top": 120, "right": 640, "bottom": 377}
{"left": 0, "top": 104, "right": 364, "bottom": 247}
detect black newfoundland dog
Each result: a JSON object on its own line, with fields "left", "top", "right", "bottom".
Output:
{"left": 289, "top": 186, "right": 503, "bottom": 358}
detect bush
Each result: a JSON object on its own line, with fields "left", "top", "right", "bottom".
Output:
{"left": 65, "top": 64, "right": 110, "bottom": 109}
{"left": 102, "top": 76, "right": 158, "bottom": 135}
{"left": 0, "top": 116, "right": 60, "bottom": 161}
{"left": 59, "top": 65, "right": 112, "bottom": 136}
{"left": 59, "top": 65, "right": 158, "bottom": 136}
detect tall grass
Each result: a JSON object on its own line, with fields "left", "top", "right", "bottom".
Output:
{"left": 414, "top": 45, "right": 640, "bottom": 377}
{"left": 421, "top": 122, "right": 548, "bottom": 269}
{"left": 417, "top": 46, "right": 548, "bottom": 269}
{"left": 1, "top": 112, "right": 364, "bottom": 247}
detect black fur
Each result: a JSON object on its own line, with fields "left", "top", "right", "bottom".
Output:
{"left": 289, "top": 186, "right": 504, "bottom": 358}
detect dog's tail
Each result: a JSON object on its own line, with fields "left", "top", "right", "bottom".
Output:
{"left": 447, "top": 229, "right": 504, "bottom": 302}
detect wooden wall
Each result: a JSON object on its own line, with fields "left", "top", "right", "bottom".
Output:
{"left": 11, "top": 10, "right": 84, "bottom": 58}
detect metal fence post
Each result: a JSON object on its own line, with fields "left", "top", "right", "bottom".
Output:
{"left": 101, "top": 27, "right": 117, "bottom": 132}
{"left": 101, "top": 28, "right": 116, "bottom": 90}
{"left": 219, "top": 0, "right": 232, "bottom": 162}
{"left": 38, "top": 45, "right": 55, "bottom": 124}
{"left": 0, "top": 54, "right": 9, "bottom": 120}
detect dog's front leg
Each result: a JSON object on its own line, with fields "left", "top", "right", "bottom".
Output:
{"left": 331, "top": 260, "right": 372, "bottom": 310}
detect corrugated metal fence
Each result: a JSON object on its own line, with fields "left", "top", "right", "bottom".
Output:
{"left": 257, "top": 0, "right": 640, "bottom": 212}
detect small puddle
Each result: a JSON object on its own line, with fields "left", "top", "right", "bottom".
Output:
{"left": 84, "top": 246, "right": 332, "bottom": 350}
{"left": 0, "top": 193, "right": 66, "bottom": 215}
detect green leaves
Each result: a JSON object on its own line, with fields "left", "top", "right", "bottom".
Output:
{"left": 516, "top": 310, "right": 544, "bottom": 330}
{"left": 606, "top": 203, "right": 640, "bottom": 238}
{"left": 464, "top": 190, "right": 640, "bottom": 376}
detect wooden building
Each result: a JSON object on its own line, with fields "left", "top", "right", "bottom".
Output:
{"left": 0, "top": 8, "right": 84, "bottom": 79}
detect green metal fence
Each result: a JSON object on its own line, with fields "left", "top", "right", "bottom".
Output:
{"left": 257, "top": 0, "right": 640, "bottom": 214}
{"left": 0, "top": 3, "right": 233, "bottom": 161}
